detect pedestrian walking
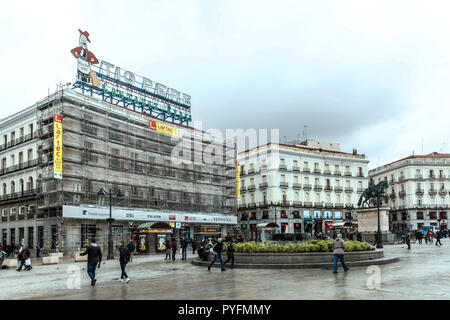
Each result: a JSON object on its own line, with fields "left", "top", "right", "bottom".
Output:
{"left": 181, "top": 238, "right": 188, "bottom": 260}
{"left": 36, "top": 244, "right": 41, "bottom": 258}
{"left": 127, "top": 240, "right": 135, "bottom": 263}
{"left": 79, "top": 239, "right": 102, "bottom": 286}
{"left": 16, "top": 245, "right": 31, "bottom": 272}
{"left": 356, "top": 231, "right": 362, "bottom": 242}
{"left": 223, "top": 238, "right": 235, "bottom": 269}
{"left": 208, "top": 238, "right": 226, "bottom": 271}
{"left": 117, "top": 241, "right": 131, "bottom": 283}
{"left": 332, "top": 234, "right": 349, "bottom": 273}
{"left": 165, "top": 239, "right": 171, "bottom": 260}
{"left": 429, "top": 231, "right": 434, "bottom": 244}
{"left": 404, "top": 231, "right": 411, "bottom": 249}
{"left": 171, "top": 238, "right": 177, "bottom": 262}
{"left": 436, "top": 231, "right": 443, "bottom": 246}
{"left": 191, "top": 238, "right": 196, "bottom": 254}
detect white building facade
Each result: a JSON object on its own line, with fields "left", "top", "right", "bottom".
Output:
{"left": 237, "top": 140, "right": 369, "bottom": 239}
{"left": 369, "top": 152, "right": 450, "bottom": 232}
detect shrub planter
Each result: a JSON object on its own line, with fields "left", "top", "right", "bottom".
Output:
{"left": 192, "top": 249, "right": 400, "bottom": 269}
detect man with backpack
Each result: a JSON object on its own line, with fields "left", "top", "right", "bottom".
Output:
{"left": 118, "top": 241, "right": 131, "bottom": 283}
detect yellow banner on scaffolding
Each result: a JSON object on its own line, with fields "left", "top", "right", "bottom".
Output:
{"left": 236, "top": 161, "right": 240, "bottom": 199}
{"left": 149, "top": 120, "right": 179, "bottom": 137}
{"left": 53, "top": 114, "right": 63, "bottom": 179}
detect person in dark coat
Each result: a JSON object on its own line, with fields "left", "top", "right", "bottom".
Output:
{"left": 16, "top": 245, "right": 30, "bottom": 272}
{"left": 171, "top": 238, "right": 177, "bottom": 262}
{"left": 165, "top": 239, "right": 171, "bottom": 260}
{"left": 191, "top": 238, "right": 196, "bottom": 254}
{"left": 223, "top": 238, "right": 235, "bottom": 268}
{"left": 356, "top": 232, "right": 362, "bottom": 242}
{"left": 118, "top": 241, "right": 130, "bottom": 283}
{"left": 436, "top": 231, "right": 443, "bottom": 246}
{"left": 208, "top": 238, "right": 225, "bottom": 271}
{"left": 127, "top": 240, "right": 135, "bottom": 262}
{"left": 404, "top": 231, "right": 411, "bottom": 249}
{"left": 181, "top": 239, "right": 188, "bottom": 260}
{"left": 36, "top": 244, "right": 41, "bottom": 258}
{"left": 79, "top": 239, "right": 102, "bottom": 286}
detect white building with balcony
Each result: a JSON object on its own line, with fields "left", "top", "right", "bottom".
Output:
{"left": 237, "top": 139, "right": 369, "bottom": 239}
{"left": 369, "top": 152, "right": 450, "bottom": 232}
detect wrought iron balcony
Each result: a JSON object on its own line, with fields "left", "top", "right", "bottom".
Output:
{"left": 314, "top": 202, "right": 323, "bottom": 207}
{"left": 415, "top": 174, "right": 423, "bottom": 179}
{"left": 292, "top": 166, "right": 300, "bottom": 172}
{"left": 314, "top": 185, "right": 323, "bottom": 191}
{"left": 439, "top": 175, "right": 446, "bottom": 180}
{"left": 429, "top": 189, "right": 437, "bottom": 196}
{"left": 304, "top": 201, "right": 313, "bottom": 207}
{"left": 293, "top": 201, "right": 302, "bottom": 206}
{"left": 334, "top": 186, "right": 343, "bottom": 192}
{"left": 357, "top": 188, "right": 364, "bottom": 193}
{"left": 399, "top": 190, "right": 406, "bottom": 197}
{"left": 324, "top": 170, "right": 331, "bottom": 175}
{"left": 279, "top": 164, "right": 287, "bottom": 170}
{"left": 314, "top": 169, "right": 321, "bottom": 174}
{"left": 335, "top": 203, "right": 344, "bottom": 208}
{"left": 303, "top": 168, "right": 311, "bottom": 173}
{"left": 292, "top": 183, "right": 302, "bottom": 189}
{"left": 247, "top": 168, "right": 256, "bottom": 174}
{"left": 344, "top": 171, "right": 352, "bottom": 176}
{"left": 303, "top": 184, "right": 312, "bottom": 190}
{"left": 324, "top": 185, "right": 333, "bottom": 191}
{"left": 247, "top": 184, "right": 256, "bottom": 191}
{"left": 280, "top": 182, "right": 289, "bottom": 188}
{"left": 439, "top": 189, "right": 447, "bottom": 196}
{"left": 415, "top": 189, "right": 424, "bottom": 195}
{"left": 324, "top": 202, "right": 333, "bottom": 208}
{"left": 344, "top": 187, "right": 354, "bottom": 193}
{"left": 334, "top": 171, "right": 342, "bottom": 176}
{"left": 390, "top": 193, "right": 396, "bottom": 199}
{"left": 259, "top": 182, "right": 268, "bottom": 189}
{"left": 399, "top": 176, "right": 406, "bottom": 182}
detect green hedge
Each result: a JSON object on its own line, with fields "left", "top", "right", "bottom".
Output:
{"left": 228, "top": 240, "right": 372, "bottom": 253}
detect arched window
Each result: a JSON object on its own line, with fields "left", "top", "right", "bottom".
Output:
{"left": 27, "top": 177, "right": 33, "bottom": 190}
{"left": 19, "top": 179, "right": 24, "bottom": 194}
{"left": 11, "top": 181, "right": 15, "bottom": 194}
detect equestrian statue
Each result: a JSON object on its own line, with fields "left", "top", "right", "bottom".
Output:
{"left": 358, "top": 178, "right": 389, "bottom": 208}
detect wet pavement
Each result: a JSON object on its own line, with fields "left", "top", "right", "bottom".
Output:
{"left": 1, "top": 242, "right": 450, "bottom": 300}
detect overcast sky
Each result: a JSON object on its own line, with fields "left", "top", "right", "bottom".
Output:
{"left": 1, "top": 0, "right": 449, "bottom": 169}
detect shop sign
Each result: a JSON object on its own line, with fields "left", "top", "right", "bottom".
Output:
{"left": 202, "top": 228, "right": 218, "bottom": 233}
{"left": 139, "top": 228, "right": 172, "bottom": 234}
{"left": 236, "top": 161, "right": 240, "bottom": 199}
{"left": 63, "top": 205, "right": 237, "bottom": 224}
{"left": 53, "top": 114, "right": 63, "bottom": 179}
{"left": 70, "top": 29, "right": 192, "bottom": 126}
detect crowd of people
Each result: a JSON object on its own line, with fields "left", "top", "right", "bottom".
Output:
{"left": 0, "top": 244, "right": 33, "bottom": 271}
{"left": 313, "top": 229, "right": 363, "bottom": 242}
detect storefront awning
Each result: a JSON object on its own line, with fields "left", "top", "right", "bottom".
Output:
{"left": 325, "top": 221, "right": 333, "bottom": 227}
{"left": 256, "top": 222, "right": 279, "bottom": 228}
{"left": 332, "top": 221, "right": 345, "bottom": 227}
{"left": 138, "top": 222, "right": 172, "bottom": 229}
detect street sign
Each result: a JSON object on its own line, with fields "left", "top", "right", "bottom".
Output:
{"left": 175, "top": 222, "right": 181, "bottom": 229}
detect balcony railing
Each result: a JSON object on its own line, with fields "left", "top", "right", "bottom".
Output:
{"left": 399, "top": 176, "right": 406, "bottom": 182}
{"left": 399, "top": 190, "right": 406, "bottom": 197}
{"left": 259, "top": 182, "right": 268, "bottom": 189}
{"left": 439, "top": 189, "right": 447, "bottom": 196}
{"left": 292, "top": 183, "right": 302, "bottom": 189}
{"left": 303, "top": 184, "right": 312, "bottom": 190}
{"left": 293, "top": 201, "right": 302, "bottom": 206}
{"left": 280, "top": 182, "right": 289, "bottom": 188}
{"left": 279, "top": 165, "right": 287, "bottom": 170}
{"left": 324, "top": 202, "right": 333, "bottom": 208}
{"left": 344, "top": 171, "right": 352, "bottom": 176}
{"left": 247, "top": 184, "right": 256, "bottom": 191}
{"left": 415, "top": 174, "right": 423, "bottom": 179}
{"left": 0, "top": 159, "right": 39, "bottom": 176}
{"left": 344, "top": 187, "right": 353, "bottom": 193}
{"left": 415, "top": 189, "right": 424, "bottom": 195}
{"left": 324, "top": 186, "right": 333, "bottom": 191}
{"left": 304, "top": 201, "right": 313, "bottom": 207}
{"left": 334, "top": 186, "right": 343, "bottom": 192}
{"left": 314, "top": 185, "right": 323, "bottom": 191}
{"left": 292, "top": 166, "right": 300, "bottom": 172}
{"left": 314, "top": 169, "right": 321, "bottom": 174}
{"left": 303, "top": 168, "right": 311, "bottom": 173}
{"left": 334, "top": 171, "right": 342, "bottom": 176}
{"left": 429, "top": 189, "right": 437, "bottom": 195}
{"left": 314, "top": 202, "right": 323, "bottom": 207}
{"left": 357, "top": 188, "right": 364, "bottom": 193}
{"left": 429, "top": 174, "right": 436, "bottom": 179}
{"left": 439, "top": 175, "right": 446, "bottom": 180}
{"left": 0, "top": 188, "right": 40, "bottom": 202}
{"left": 247, "top": 168, "right": 255, "bottom": 174}
{"left": 335, "top": 203, "right": 344, "bottom": 208}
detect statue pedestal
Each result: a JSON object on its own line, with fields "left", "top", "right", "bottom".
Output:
{"left": 357, "top": 207, "right": 396, "bottom": 244}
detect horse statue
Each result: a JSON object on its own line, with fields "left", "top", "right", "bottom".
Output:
{"left": 358, "top": 179, "right": 389, "bottom": 208}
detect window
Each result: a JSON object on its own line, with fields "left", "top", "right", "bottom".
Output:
{"left": 417, "top": 212, "right": 423, "bottom": 220}
{"left": 303, "top": 210, "right": 311, "bottom": 219}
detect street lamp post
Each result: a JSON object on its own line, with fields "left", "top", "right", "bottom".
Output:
{"left": 376, "top": 192, "right": 383, "bottom": 248}
{"left": 98, "top": 187, "right": 123, "bottom": 260}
